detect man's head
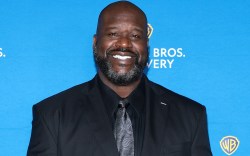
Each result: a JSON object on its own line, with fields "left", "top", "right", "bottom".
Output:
{"left": 93, "top": 1, "right": 149, "bottom": 86}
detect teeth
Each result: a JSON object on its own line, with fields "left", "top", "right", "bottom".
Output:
{"left": 113, "top": 55, "right": 132, "bottom": 60}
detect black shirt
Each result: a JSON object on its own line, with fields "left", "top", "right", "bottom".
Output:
{"left": 97, "top": 75, "right": 146, "bottom": 156}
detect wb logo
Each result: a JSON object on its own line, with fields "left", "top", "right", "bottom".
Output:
{"left": 147, "top": 23, "right": 153, "bottom": 39}
{"left": 220, "top": 136, "right": 240, "bottom": 155}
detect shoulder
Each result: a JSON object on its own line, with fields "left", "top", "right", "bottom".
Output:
{"left": 33, "top": 78, "right": 94, "bottom": 114}
{"left": 146, "top": 78, "right": 207, "bottom": 131}
{"left": 146, "top": 78, "right": 206, "bottom": 113}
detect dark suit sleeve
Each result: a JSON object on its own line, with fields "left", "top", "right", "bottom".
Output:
{"left": 27, "top": 105, "right": 57, "bottom": 156}
{"left": 191, "top": 107, "right": 213, "bottom": 156}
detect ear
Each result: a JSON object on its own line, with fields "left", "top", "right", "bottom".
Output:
{"left": 93, "top": 34, "right": 97, "bottom": 49}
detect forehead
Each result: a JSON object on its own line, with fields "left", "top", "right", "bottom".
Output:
{"left": 98, "top": 3, "right": 147, "bottom": 33}
{"left": 102, "top": 12, "right": 146, "bottom": 29}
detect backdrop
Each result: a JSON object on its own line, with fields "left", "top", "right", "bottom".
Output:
{"left": 0, "top": 0, "right": 249, "bottom": 155}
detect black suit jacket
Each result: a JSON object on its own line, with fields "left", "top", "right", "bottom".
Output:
{"left": 27, "top": 76, "right": 212, "bottom": 156}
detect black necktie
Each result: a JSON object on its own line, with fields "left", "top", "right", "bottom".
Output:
{"left": 114, "top": 99, "right": 134, "bottom": 156}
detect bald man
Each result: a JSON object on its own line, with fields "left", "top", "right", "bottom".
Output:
{"left": 27, "top": 1, "right": 212, "bottom": 156}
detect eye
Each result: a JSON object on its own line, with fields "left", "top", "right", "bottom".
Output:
{"left": 131, "top": 34, "right": 141, "bottom": 39}
{"left": 108, "top": 32, "right": 118, "bottom": 37}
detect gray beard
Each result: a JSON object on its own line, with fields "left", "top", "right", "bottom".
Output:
{"left": 94, "top": 51, "right": 146, "bottom": 86}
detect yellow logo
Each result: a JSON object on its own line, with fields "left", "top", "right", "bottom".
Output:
{"left": 220, "top": 136, "right": 240, "bottom": 155}
{"left": 147, "top": 23, "right": 153, "bottom": 38}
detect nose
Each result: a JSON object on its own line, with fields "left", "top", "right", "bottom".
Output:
{"left": 115, "top": 36, "right": 132, "bottom": 48}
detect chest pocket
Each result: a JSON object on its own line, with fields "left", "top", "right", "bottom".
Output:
{"left": 161, "top": 142, "right": 191, "bottom": 156}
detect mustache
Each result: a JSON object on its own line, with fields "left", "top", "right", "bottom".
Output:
{"left": 106, "top": 48, "right": 138, "bottom": 57}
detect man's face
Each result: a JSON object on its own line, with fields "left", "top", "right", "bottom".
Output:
{"left": 93, "top": 7, "right": 148, "bottom": 86}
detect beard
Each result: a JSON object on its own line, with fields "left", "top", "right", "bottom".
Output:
{"left": 94, "top": 48, "right": 148, "bottom": 86}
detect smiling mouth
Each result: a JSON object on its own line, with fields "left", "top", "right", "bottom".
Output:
{"left": 112, "top": 55, "right": 132, "bottom": 60}
{"left": 107, "top": 48, "right": 138, "bottom": 61}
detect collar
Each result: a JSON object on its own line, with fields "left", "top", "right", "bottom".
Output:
{"left": 96, "top": 75, "right": 146, "bottom": 117}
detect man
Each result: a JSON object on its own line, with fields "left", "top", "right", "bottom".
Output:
{"left": 27, "top": 1, "right": 212, "bottom": 156}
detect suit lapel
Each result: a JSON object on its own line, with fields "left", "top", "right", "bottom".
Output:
{"left": 141, "top": 79, "right": 169, "bottom": 156}
{"left": 82, "top": 78, "right": 119, "bottom": 156}
{"left": 80, "top": 77, "right": 170, "bottom": 156}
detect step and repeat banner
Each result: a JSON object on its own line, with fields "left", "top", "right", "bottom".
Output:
{"left": 0, "top": 0, "right": 249, "bottom": 155}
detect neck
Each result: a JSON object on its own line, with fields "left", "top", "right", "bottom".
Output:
{"left": 98, "top": 71, "right": 141, "bottom": 98}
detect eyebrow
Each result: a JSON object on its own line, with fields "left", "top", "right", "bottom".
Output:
{"left": 104, "top": 26, "right": 145, "bottom": 34}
